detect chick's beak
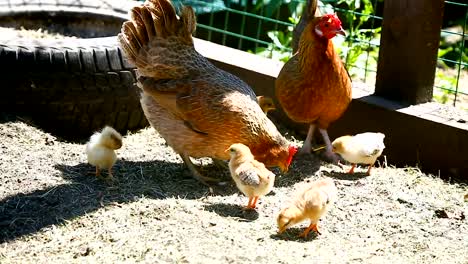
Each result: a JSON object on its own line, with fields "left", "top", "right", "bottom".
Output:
{"left": 278, "top": 227, "right": 286, "bottom": 234}
{"left": 224, "top": 148, "right": 230, "bottom": 153}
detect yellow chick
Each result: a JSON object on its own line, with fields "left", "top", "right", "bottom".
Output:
{"left": 86, "top": 126, "right": 123, "bottom": 179}
{"left": 277, "top": 178, "right": 337, "bottom": 237}
{"left": 257, "top": 96, "right": 276, "bottom": 114}
{"left": 332, "top": 132, "right": 385, "bottom": 175}
{"left": 227, "top": 143, "right": 276, "bottom": 209}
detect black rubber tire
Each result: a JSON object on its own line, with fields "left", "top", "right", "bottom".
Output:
{"left": 0, "top": 0, "right": 148, "bottom": 139}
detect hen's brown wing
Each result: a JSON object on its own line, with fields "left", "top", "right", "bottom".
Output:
{"left": 138, "top": 75, "right": 259, "bottom": 136}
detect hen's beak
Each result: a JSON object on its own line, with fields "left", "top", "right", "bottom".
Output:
{"left": 278, "top": 227, "right": 286, "bottom": 234}
{"left": 280, "top": 164, "right": 289, "bottom": 173}
{"left": 336, "top": 27, "right": 346, "bottom": 36}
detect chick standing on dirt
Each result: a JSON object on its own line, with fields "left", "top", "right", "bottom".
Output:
{"left": 227, "top": 143, "right": 276, "bottom": 209}
{"left": 332, "top": 132, "right": 385, "bottom": 175}
{"left": 277, "top": 178, "right": 337, "bottom": 237}
{"left": 257, "top": 96, "right": 276, "bottom": 114}
{"left": 86, "top": 126, "right": 122, "bottom": 179}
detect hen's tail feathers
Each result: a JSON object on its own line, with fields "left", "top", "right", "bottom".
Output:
{"left": 118, "top": 0, "right": 196, "bottom": 70}
{"left": 292, "top": 0, "right": 319, "bottom": 53}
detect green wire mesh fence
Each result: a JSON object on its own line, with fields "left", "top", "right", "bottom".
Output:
{"left": 434, "top": 1, "right": 467, "bottom": 109}
{"left": 172, "top": 0, "right": 467, "bottom": 109}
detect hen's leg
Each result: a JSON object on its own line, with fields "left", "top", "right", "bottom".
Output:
{"left": 212, "top": 158, "right": 229, "bottom": 169}
{"left": 180, "top": 153, "right": 223, "bottom": 186}
{"left": 348, "top": 164, "right": 356, "bottom": 174}
{"left": 95, "top": 167, "right": 101, "bottom": 177}
{"left": 319, "top": 128, "right": 340, "bottom": 164}
{"left": 299, "top": 124, "right": 316, "bottom": 155}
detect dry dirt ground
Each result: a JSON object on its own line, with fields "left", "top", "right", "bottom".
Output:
{"left": 0, "top": 114, "right": 467, "bottom": 264}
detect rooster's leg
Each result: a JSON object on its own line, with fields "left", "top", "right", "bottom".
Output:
{"left": 180, "top": 153, "right": 223, "bottom": 186}
{"left": 299, "top": 124, "right": 316, "bottom": 155}
{"left": 319, "top": 128, "right": 340, "bottom": 164}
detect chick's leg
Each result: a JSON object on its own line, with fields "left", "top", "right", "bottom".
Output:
{"left": 311, "top": 223, "right": 321, "bottom": 235}
{"left": 299, "top": 222, "right": 320, "bottom": 238}
{"left": 180, "top": 153, "right": 223, "bottom": 186}
{"left": 246, "top": 197, "right": 254, "bottom": 208}
{"left": 107, "top": 167, "right": 114, "bottom": 180}
{"left": 319, "top": 128, "right": 340, "bottom": 164}
{"left": 299, "top": 124, "right": 316, "bottom": 155}
{"left": 366, "top": 163, "right": 374, "bottom": 175}
{"left": 251, "top": 196, "right": 259, "bottom": 208}
{"left": 95, "top": 167, "right": 101, "bottom": 177}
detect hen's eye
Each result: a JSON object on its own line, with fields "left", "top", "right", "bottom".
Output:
{"left": 324, "top": 24, "right": 329, "bottom": 27}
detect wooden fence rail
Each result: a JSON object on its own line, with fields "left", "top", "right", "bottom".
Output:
{"left": 375, "top": 0, "right": 445, "bottom": 105}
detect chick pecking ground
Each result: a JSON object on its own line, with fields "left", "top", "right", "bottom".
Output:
{"left": 0, "top": 114, "right": 466, "bottom": 263}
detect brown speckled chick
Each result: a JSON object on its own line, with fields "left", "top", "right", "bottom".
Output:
{"left": 277, "top": 178, "right": 337, "bottom": 237}
{"left": 227, "top": 143, "right": 275, "bottom": 209}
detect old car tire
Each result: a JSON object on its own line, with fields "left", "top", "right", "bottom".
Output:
{"left": 0, "top": 0, "right": 148, "bottom": 139}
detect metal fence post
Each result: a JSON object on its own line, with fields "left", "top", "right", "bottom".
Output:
{"left": 375, "top": 0, "right": 445, "bottom": 104}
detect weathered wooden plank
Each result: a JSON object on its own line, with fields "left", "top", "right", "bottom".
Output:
{"left": 375, "top": 0, "right": 445, "bottom": 104}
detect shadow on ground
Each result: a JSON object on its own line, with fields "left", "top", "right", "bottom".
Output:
{"left": 0, "top": 152, "right": 320, "bottom": 242}
{"left": 270, "top": 227, "right": 319, "bottom": 242}
{"left": 0, "top": 159, "right": 234, "bottom": 243}
{"left": 275, "top": 154, "right": 322, "bottom": 187}
{"left": 203, "top": 203, "right": 259, "bottom": 222}
{"left": 323, "top": 170, "right": 369, "bottom": 181}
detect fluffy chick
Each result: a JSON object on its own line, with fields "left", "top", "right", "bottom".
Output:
{"left": 227, "top": 143, "right": 275, "bottom": 209}
{"left": 257, "top": 96, "right": 276, "bottom": 114}
{"left": 332, "top": 132, "right": 385, "bottom": 175}
{"left": 277, "top": 178, "right": 337, "bottom": 237}
{"left": 86, "top": 126, "right": 123, "bottom": 179}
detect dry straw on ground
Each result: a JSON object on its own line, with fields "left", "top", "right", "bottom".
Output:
{"left": 0, "top": 114, "right": 466, "bottom": 263}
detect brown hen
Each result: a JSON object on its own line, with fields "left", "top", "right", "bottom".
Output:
{"left": 118, "top": 0, "right": 297, "bottom": 186}
{"left": 275, "top": 0, "right": 352, "bottom": 162}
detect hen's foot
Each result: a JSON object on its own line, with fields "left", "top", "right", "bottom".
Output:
{"left": 212, "top": 158, "right": 229, "bottom": 169}
{"left": 298, "top": 143, "right": 312, "bottom": 156}
{"left": 181, "top": 154, "right": 227, "bottom": 186}
{"left": 192, "top": 170, "right": 227, "bottom": 187}
{"left": 323, "top": 149, "right": 341, "bottom": 164}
